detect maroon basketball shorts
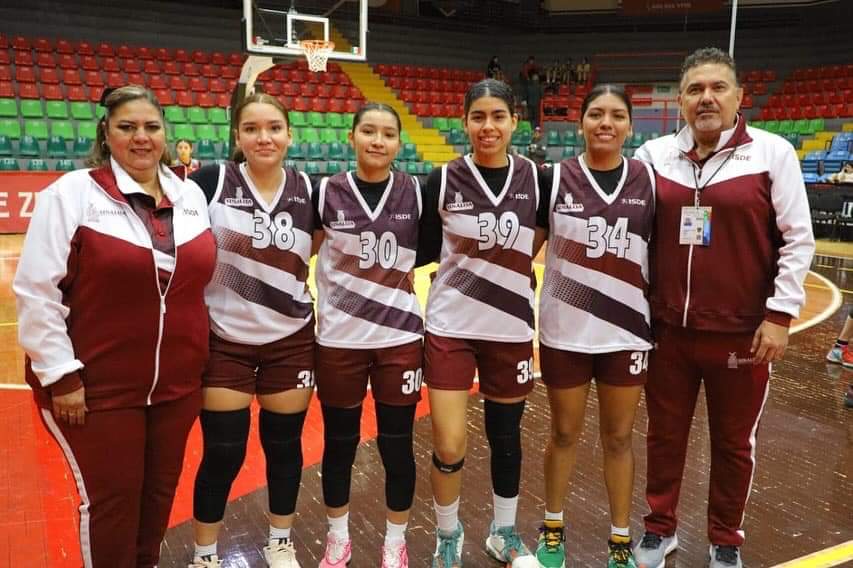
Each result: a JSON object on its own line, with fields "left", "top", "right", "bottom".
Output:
{"left": 315, "top": 339, "right": 424, "bottom": 408}
{"left": 203, "top": 322, "right": 315, "bottom": 395}
{"left": 540, "top": 344, "right": 650, "bottom": 389}
{"left": 424, "top": 332, "right": 535, "bottom": 399}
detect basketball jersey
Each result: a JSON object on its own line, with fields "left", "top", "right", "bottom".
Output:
{"left": 426, "top": 154, "right": 539, "bottom": 342}
{"left": 205, "top": 162, "right": 315, "bottom": 345}
{"left": 315, "top": 171, "right": 424, "bottom": 348}
{"left": 539, "top": 155, "right": 655, "bottom": 353}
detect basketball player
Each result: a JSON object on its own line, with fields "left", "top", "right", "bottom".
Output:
{"left": 312, "top": 103, "right": 426, "bottom": 568}
{"left": 422, "top": 78, "right": 547, "bottom": 568}
{"left": 535, "top": 85, "right": 654, "bottom": 568}
{"left": 187, "top": 94, "right": 315, "bottom": 568}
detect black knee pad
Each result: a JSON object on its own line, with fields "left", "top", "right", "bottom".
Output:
{"left": 484, "top": 399, "right": 525, "bottom": 498}
{"left": 321, "top": 404, "right": 362, "bottom": 508}
{"left": 193, "top": 407, "right": 251, "bottom": 523}
{"left": 376, "top": 403, "right": 416, "bottom": 512}
{"left": 260, "top": 408, "right": 307, "bottom": 516}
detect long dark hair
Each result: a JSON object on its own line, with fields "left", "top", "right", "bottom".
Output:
{"left": 352, "top": 102, "right": 402, "bottom": 134}
{"left": 580, "top": 84, "right": 633, "bottom": 121}
{"left": 231, "top": 93, "right": 290, "bottom": 163}
{"left": 86, "top": 85, "right": 171, "bottom": 167}
{"left": 463, "top": 78, "right": 516, "bottom": 117}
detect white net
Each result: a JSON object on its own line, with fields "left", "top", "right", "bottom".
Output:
{"left": 300, "top": 40, "right": 335, "bottom": 72}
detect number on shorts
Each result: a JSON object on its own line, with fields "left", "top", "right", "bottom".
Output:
{"left": 629, "top": 352, "right": 648, "bottom": 376}
{"left": 585, "top": 216, "right": 631, "bottom": 259}
{"left": 253, "top": 210, "right": 295, "bottom": 251}
{"left": 477, "top": 211, "right": 521, "bottom": 251}
{"left": 359, "top": 231, "right": 398, "bottom": 269}
{"left": 401, "top": 368, "right": 423, "bottom": 395}
{"left": 296, "top": 369, "right": 315, "bottom": 388}
{"left": 516, "top": 357, "right": 534, "bottom": 384}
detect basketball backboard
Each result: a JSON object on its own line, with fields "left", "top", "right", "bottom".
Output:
{"left": 243, "top": 0, "right": 367, "bottom": 62}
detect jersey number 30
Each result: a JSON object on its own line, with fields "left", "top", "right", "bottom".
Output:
{"left": 360, "top": 231, "right": 399, "bottom": 269}
{"left": 253, "top": 210, "right": 295, "bottom": 250}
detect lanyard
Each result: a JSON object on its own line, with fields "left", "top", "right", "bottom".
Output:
{"left": 689, "top": 146, "right": 738, "bottom": 206}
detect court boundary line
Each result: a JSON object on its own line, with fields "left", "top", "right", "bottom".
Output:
{"left": 791, "top": 270, "right": 843, "bottom": 335}
{"left": 770, "top": 540, "right": 853, "bottom": 568}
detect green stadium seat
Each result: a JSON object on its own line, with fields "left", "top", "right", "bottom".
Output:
{"left": 70, "top": 102, "right": 95, "bottom": 120}
{"left": 0, "top": 99, "right": 17, "bottom": 118}
{"left": 422, "top": 161, "right": 434, "bottom": 173}
{"left": 326, "top": 112, "right": 345, "bottom": 129}
{"left": 808, "top": 118, "right": 825, "bottom": 134}
{"left": 165, "top": 106, "right": 186, "bottom": 124}
{"left": 196, "top": 124, "right": 216, "bottom": 142}
{"left": 73, "top": 136, "right": 93, "bottom": 157}
{"left": 763, "top": 120, "right": 780, "bottom": 133}
{"left": 400, "top": 131, "right": 412, "bottom": 144}
{"left": 51, "top": 121, "right": 75, "bottom": 140}
{"left": 304, "top": 161, "right": 321, "bottom": 175}
{"left": 289, "top": 111, "right": 307, "bottom": 128}
{"left": 307, "top": 142, "right": 325, "bottom": 160}
{"left": 55, "top": 159, "right": 76, "bottom": 171}
{"left": 27, "top": 159, "right": 49, "bottom": 171}
{"left": 300, "top": 128, "right": 320, "bottom": 144}
{"left": 347, "top": 160, "right": 357, "bottom": 171}
{"left": 25, "top": 120, "right": 49, "bottom": 140}
{"left": 20, "top": 100, "right": 44, "bottom": 119}
{"left": 173, "top": 124, "right": 196, "bottom": 142}
{"left": 512, "top": 130, "right": 532, "bottom": 145}
{"left": 342, "top": 113, "right": 355, "bottom": 126}
{"left": 778, "top": 120, "right": 794, "bottom": 135}
{"left": 320, "top": 128, "right": 338, "bottom": 144}
{"left": 46, "top": 101, "right": 69, "bottom": 120}
{"left": 793, "top": 119, "right": 810, "bottom": 136}
{"left": 784, "top": 133, "right": 799, "bottom": 147}
{"left": 399, "top": 143, "right": 418, "bottom": 161}
{"left": 327, "top": 142, "right": 345, "bottom": 160}
{"left": 338, "top": 129, "right": 350, "bottom": 144}
{"left": 750, "top": 121, "right": 764, "bottom": 130}
{"left": 0, "top": 135, "right": 12, "bottom": 156}
{"left": 47, "top": 136, "right": 69, "bottom": 158}
{"left": 432, "top": 117, "right": 450, "bottom": 132}
{"left": 517, "top": 120, "right": 532, "bottom": 132}
{"left": 195, "top": 139, "right": 217, "bottom": 160}
{"left": 78, "top": 121, "right": 98, "bottom": 140}
{"left": 326, "top": 161, "right": 342, "bottom": 174}
{"left": 288, "top": 143, "right": 306, "bottom": 160}
{"left": 447, "top": 129, "right": 466, "bottom": 145}
{"left": 19, "top": 135, "right": 41, "bottom": 156}
{"left": 561, "top": 146, "right": 576, "bottom": 159}
{"left": 208, "top": 107, "right": 229, "bottom": 125}
{"left": 187, "top": 107, "right": 207, "bottom": 124}
{"left": 447, "top": 118, "right": 463, "bottom": 131}
{"left": 630, "top": 132, "right": 645, "bottom": 147}
{"left": 0, "top": 158, "right": 20, "bottom": 171}
{"left": 405, "top": 161, "right": 421, "bottom": 175}
{"left": 562, "top": 130, "right": 578, "bottom": 146}
{"left": 217, "top": 124, "right": 231, "bottom": 142}
{"left": 96, "top": 106, "right": 106, "bottom": 119}
{"left": 546, "top": 130, "right": 561, "bottom": 146}
{"left": 308, "top": 112, "right": 326, "bottom": 128}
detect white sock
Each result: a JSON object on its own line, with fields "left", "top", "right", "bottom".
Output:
{"left": 611, "top": 525, "right": 630, "bottom": 538}
{"left": 434, "top": 497, "right": 460, "bottom": 533}
{"left": 493, "top": 494, "right": 519, "bottom": 529}
{"left": 544, "top": 510, "right": 564, "bottom": 523}
{"left": 385, "top": 519, "right": 407, "bottom": 545}
{"left": 194, "top": 542, "right": 217, "bottom": 558}
{"left": 328, "top": 512, "right": 349, "bottom": 540}
{"left": 269, "top": 525, "right": 291, "bottom": 543}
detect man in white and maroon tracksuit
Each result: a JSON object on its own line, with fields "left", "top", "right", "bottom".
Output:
{"left": 632, "top": 48, "right": 814, "bottom": 568}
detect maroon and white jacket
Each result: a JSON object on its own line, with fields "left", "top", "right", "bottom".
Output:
{"left": 635, "top": 117, "right": 814, "bottom": 333}
{"left": 14, "top": 160, "right": 216, "bottom": 411}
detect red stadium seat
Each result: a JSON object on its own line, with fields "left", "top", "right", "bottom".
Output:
{"left": 189, "top": 77, "right": 206, "bottom": 92}
{"left": 259, "top": 81, "right": 279, "bottom": 96}
{"left": 80, "top": 55, "right": 99, "bottom": 71}
{"left": 399, "top": 90, "right": 416, "bottom": 102}
{"left": 831, "top": 103, "right": 844, "bottom": 117}
{"left": 428, "top": 92, "right": 442, "bottom": 105}
{"left": 428, "top": 67, "right": 441, "bottom": 80}
{"left": 62, "top": 68, "right": 82, "bottom": 85}
{"left": 292, "top": 97, "right": 310, "bottom": 112}
{"left": 414, "top": 91, "right": 428, "bottom": 104}
{"left": 762, "top": 70, "right": 776, "bottom": 82}
{"left": 0, "top": 65, "right": 10, "bottom": 81}
{"left": 175, "top": 90, "right": 194, "bottom": 106}
{"left": 317, "top": 83, "right": 332, "bottom": 98}
{"left": 376, "top": 64, "right": 389, "bottom": 76}
{"left": 191, "top": 50, "right": 210, "bottom": 64}
{"left": 169, "top": 76, "right": 188, "bottom": 91}
{"left": 67, "top": 85, "right": 88, "bottom": 102}
{"left": 416, "top": 66, "right": 429, "bottom": 79}
{"left": 102, "top": 57, "right": 120, "bottom": 72}
{"left": 88, "top": 85, "right": 103, "bottom": 103}
{"left": 740, "top": 94, "right": 753, "bottom": 109}
{"left": 442, "top": 92, "right": 455, "bottom": 105}
{"left": 413, "top": 102, "right": 430, "bottom": 116}
{"left": 321, "top": 71, "right": 339, "bottom": 85}
{"left": 338, "top": 73, "right": 351, "bottom": 86}
{"left": 228, "top": 53, "right": 244, "bottom": 66}
{"left": 430, "top": 103, "right": 446, "bottom": 117}
{"left": 387, "top": 76, "right": 402, "bottom": 90}
{"left": 306, "top": 70, "right": 322, "bottom": 84}
{"left": 752, "top": 82, "right": 767, "bottom": 96}
{"left": 137, "top": 47, "right": 154, "bottom": 60}
{"left": 12, "top": 36, "right": 31, "bottom": 51}
{"left": 14, "top": 50, "right": 33, "bottom": 66}
{"left": 311, "top": 97, "right": 329, "bottom": 112}
{"left": 127, "top": 72, "right": 145, "bottom": 86}
{"left": 154, "top": 89, "right": 174, "bottom": 106}
{"left": 58, "top": 54, "right": 77, "bottom": 70}
{"left": 328, "top": 98, "right": 345, "bottom": 113}
{"left": 277, "top": 95, "right": 293, "bottom": 109}
{"left": 332, "top": 84, "right": 349, "bottom": 99}
{"left": 174, "top": 49, "right": 190, "bottom": 63}
{"left": 389, "top": 65, "right": 402, "bottom": 77}
{"left": 216, "top": 92, "right": 231, "bottom": 108}
{"left": 77, "top": 41, "right": 94, "bottom": 56}
{"left": 56, "top": 39, "right": 74, "bottom": 54}
{"left": 344, "top": 98, "right": 360, "bottom": 113}
{"left": 148, "top": 74, "right": 167, "bottom": 90}
{"left": 281, "top": 82, "right": 299, "bottom": 97}
{"left": 0, "top": 51, "right": 8, "bottom": 65}
{"left": 95, "top": 42, "right": 114, "bottom": 57}
{"left": 15, "top": 66, "right": 36, "bottom": 83}
{"left": 197, "top": 92, "right": 216, "bottom": 108}
{"left": 402, "top": 77, "right": 416, "bottom": 90}
{"left": 18, "top": 82, "right": 39, "bottom": 99}
{"left": 183, "top": 62, "right": 200, "bottom": 77}
{"left": 767, "top": 94, "right": 781, "bottom": 108}
{"left": 567, "top": 108, "right": 580, "bottom": 122}
{"left": 43, "top": 83, "right": 63, "bottom": 100}
{"left": 84, "top": 70, "right": 104, "bottom": 87}
{"left": 211, "top": 51, "right": 227, "bottom": 66}
{"left": 221, "top": 66, "right": 239, "bottom": 80}
{"left": 209, "top": 79, "right": 227, "bottom": 93}
{"left": 143, "top": 60, "right": 161, "bottom": 74}
{"left": 842, "top": 104, "right": 853, "bottom": 117}
{"left": 201, "top": 64, "right": 219, "bottom": 78}
{"left": 0, "top": 34, "right": 7, "bottom": 50}
{"left": 0, "top": 81, "right": 13, "bottom": 98}
{"left": 40, "top": 67, "right": 60, "bottom": 84}
{"left": 106, "top": 72, "right": 124, "bottom": 88}
{"left": 154, "top": 47, "right": 172, "bottom": 62}
{"left": 35, "top": 52, "right": 56, "bottom": 68}
{"left": 818, "top": 105, "right": 833, "bottom": 118}
{"left": 746, "top": 70, "right": 760, "bottom": 83}
{"left": 301, "top": 83, "right": 318, "bottom": 97}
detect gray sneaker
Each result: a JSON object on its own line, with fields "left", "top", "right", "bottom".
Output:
{"left": 633, "top": 533, "right": 677, "bottom": 568}
{"left": 709, "top": 545, "right": 742, "bottom": 568}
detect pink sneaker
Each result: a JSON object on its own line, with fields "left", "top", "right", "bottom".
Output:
{"left": 318, "top": 532, "right": 351, "bottom": 567}
{"left": 381, "top": 541, "right": 408, "bottom": 568}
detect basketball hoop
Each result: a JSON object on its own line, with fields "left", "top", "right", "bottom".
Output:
{"left": 299, "top": 40, "right": 335, "bottom": 72}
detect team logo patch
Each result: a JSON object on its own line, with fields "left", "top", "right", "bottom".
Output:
{"left": 86, "top": 203, "right": 126, "bottom": 222}
{"left": 225, "top": 186, "right": 254, "bottom": 207}
{"left": 446, "top": 191, "right": 474, "bottom": 212}
{"left": 621, "top": 197, "right": 647, "bottom": 207}
{"left": 330, "top": 210, "right": 356, "bottom": 229}
{"left": 555, "top": 192, "right": 584, "bottom": 214}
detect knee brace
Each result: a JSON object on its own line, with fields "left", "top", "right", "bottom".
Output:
{"left": 259, "top": 408, "right": 307, "bottom": 516}
{"left": 432, "top": 453, "right": 465, "bottom": 474}
{"left": 376, "top": 403, "right": 416, "bottom": 512}
{"left": 484, "top": 399, "right": 525, "bottom": 498}
{"left": 193, "top": 408, "right": 251, "bottom": 523}
{"left": 321, "top": 404, "right": 362, "bottom": 508}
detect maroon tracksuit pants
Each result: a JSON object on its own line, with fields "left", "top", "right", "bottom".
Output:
{"left": 643, "top": 323, "right": 770, "bottom": 546}
{"left": 39, "top": 391, "right": 201, "bottom": 567}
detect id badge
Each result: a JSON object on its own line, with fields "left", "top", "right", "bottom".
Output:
{"left": 679, "top": 206, "right": 712, "bottom": 246}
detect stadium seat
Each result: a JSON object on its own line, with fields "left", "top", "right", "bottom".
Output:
{"left": 399, "top": 143, "right": 418, "bottom": 161}
{"left": 327, "top": 142, "right": 345, "bottom": 160}
{"left": 432, "top": 117, "right": 450, "bottom": 132}
{"left": 70, "top": 102, "right": 94, "bottom": 121}
{"left": 47, "top": 135, "right": 68, "bottom": 158}
{"left": 196, "top": 124, "right": 216, "bottom": 142}
{"left": 288, "top": 143, "right": 306, "bottom": 160}
{"left": 77, "top": 121, "right": 98, "bottom": 140}
{"left": 300, "top": 128, "right": 320, "bottom": 144}
{"left": 562, "top": 146, "right": 576, "bottom": 159}
{"left": 20, "top": 100, "right": 43, "bottom": 118}
{"left": 512, "top": 131, "right": 532, "bottom": 146}
{"left": 546, "top": 130, "right": 561, "bottom": 146}
{"left": 25, "top": 120, "right": 49, "bottom": 140}
{"left": 0, "top": 135, "right": 12, "bottom": 156}
{"left": 53, "top": 158, "right": 75, "bottom": 172}
{"left": 27, "top": 158, "right": 49, "bottom": 171}
{"left": 304, "top": 161, "right": 321, "bottom": 175}
{"left": 307, "top": 142, "right": 324, "bottom": 160}
{"left": 165, "top": 106, "right": 187, "bottom": 124}
{"left": 45, "top": 100, "right": 69, "bottom": 120}
{"left": 19, "top": 135, "right": 41, "bottom": 156}
{"left": 0, "top": 119, "right": 21, "bottom": 139}
{"left": 0, "top": 98, "right": 15, "bottom": 117}
{"left": 207, "top": 108, "right": 229, "bottom": 125}
{"left": 187, "top": 107, "right": 207, "bottom": 124}
{"left": 73, "top": 136, "right": 92, "bottom": 157}
{"left": 447, "top": 129, "right": 466, "bottom": 145}
{"left": 308, "top": 112, "right": 326, "bottom": 128}
{"left": 0, "top": 157, "right": 19, "bottom": 171}
{"left": 195, "top": 139, "right": 217, "bottom": 160}
{"left": 320, "top": 128, "right": 339, "bottom": 144}
{"left": 40, "top": 67, "right": 60, "bottom": 85}
{"left": 326, "top": 161, "right": 342, "bottom": 174}
{"left": 51, "top": 121, "right": 75, "bottom": 141}
{"left": 173, "top": 124, "right": 196, "bottom": 142}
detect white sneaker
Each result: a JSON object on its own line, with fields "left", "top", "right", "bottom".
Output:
{"left": 264, "top": 538, "right": 301, "bottom": 567}
{"left": 188, "top": 555, "right": 222, "bottom": 568}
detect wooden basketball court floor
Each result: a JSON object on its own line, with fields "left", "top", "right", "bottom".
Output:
{"left": 0, "top": 232, "right": 851, "bottom": 568}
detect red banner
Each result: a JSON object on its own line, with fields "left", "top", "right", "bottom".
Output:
{"left": 621, "top": 0, "right": 723, "bottom": 15}
{"left": 0, "top": 172, "right": 62, "bottom": 233}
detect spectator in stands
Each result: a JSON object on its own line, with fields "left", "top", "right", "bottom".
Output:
{"left": 174, "top": 138, "right": 201, "bottom": 175}
{"left": 565, "top": 57, "right": 575, "bottom": 84}
{"left": 187, "top": 93, "right": 315, "bottom": 568}
{"left": 633, "top": 47, "right": 814, "bottom": 568}
{"left": 825, "top": 306, "right": 853, "bottom": 407}
{"left": 828, "top": 161, "right": 853, "bottom": 184}
{"left": 487, "top": 55, "right": 505, "bottom": 81}
{"left": 521, "top": 55, "right": 540, "bottom": 83}
{"left": 527, "top": 72, "right": 544, "bottom": 129}
{"left": 545, "top": 58, "right": 561, "bottom": 91}
{"left": 576, "top": 57, "right": 591, "bottom": 84}
{"left": 13, "top": 85, "right": 216, "bottom": 568}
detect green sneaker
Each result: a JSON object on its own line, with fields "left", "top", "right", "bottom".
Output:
{"left": 608, "top": 539, "right": 637, "bottom": 568}
{"left": 535, "top": 521, "right": 565, "bottom": 568}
